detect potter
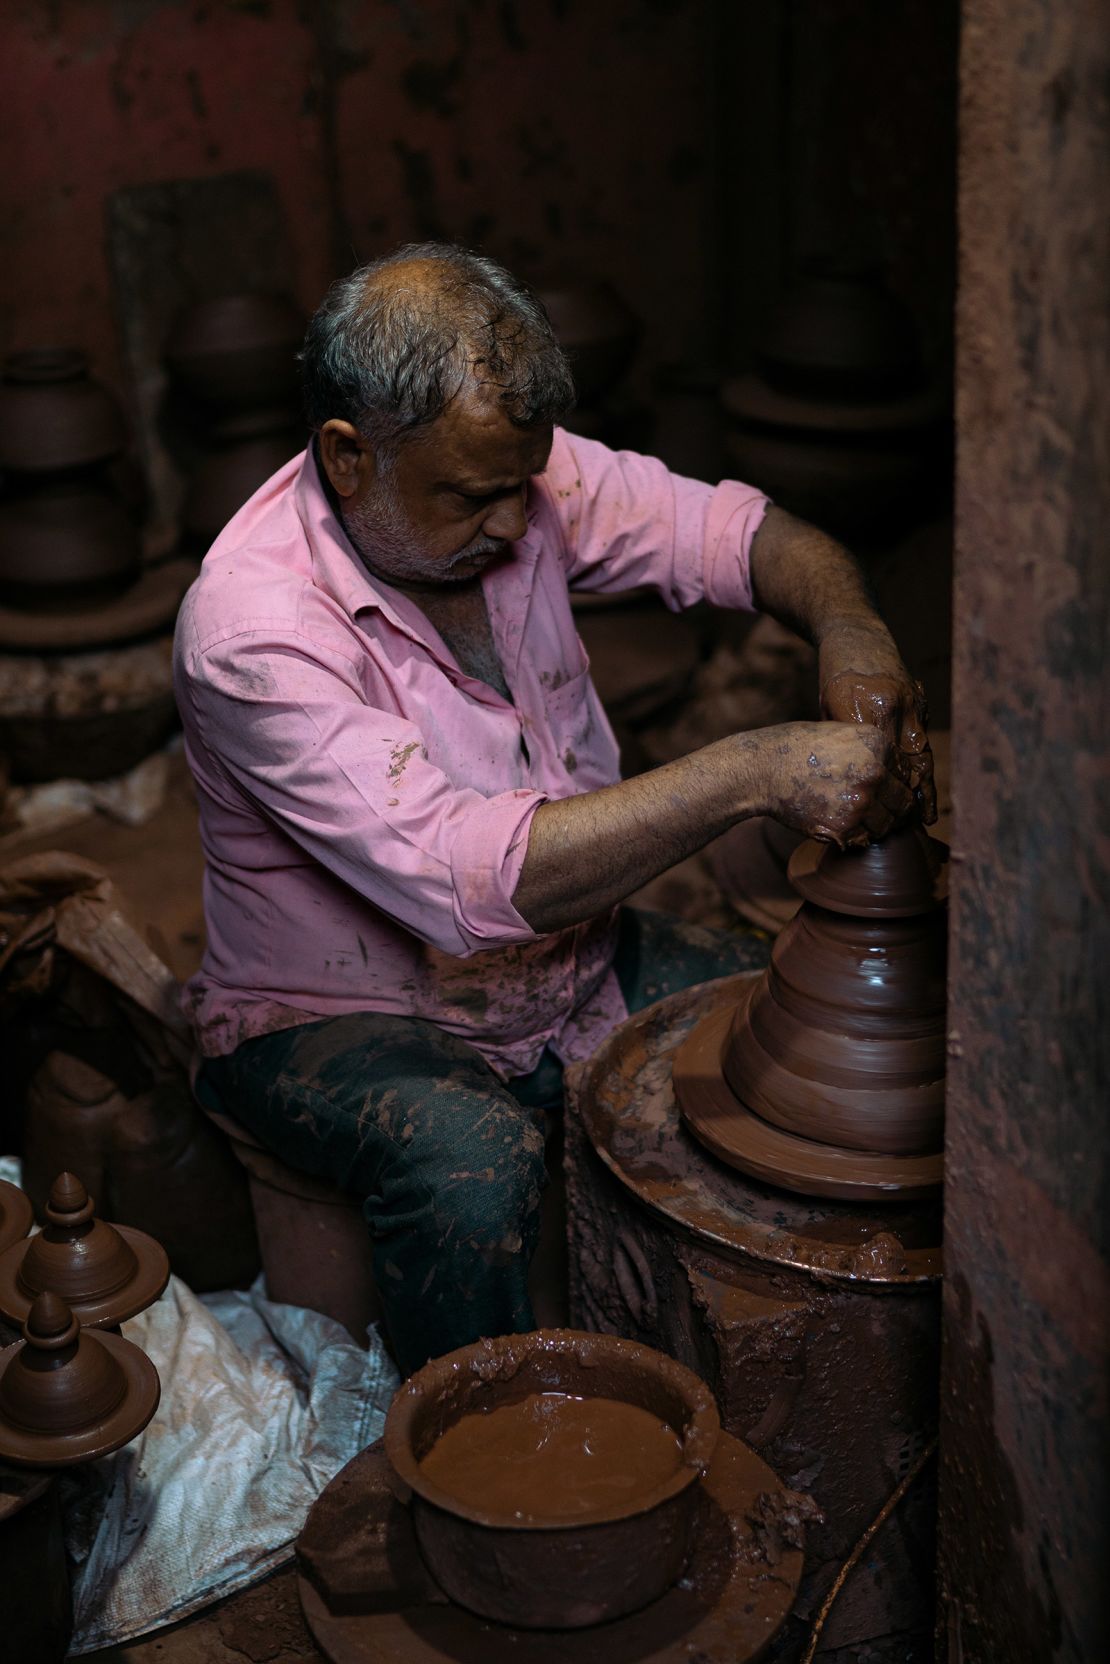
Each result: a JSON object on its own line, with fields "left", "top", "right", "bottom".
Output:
{"left": 177, "top": 242, "right": 933, "bottom": 1374}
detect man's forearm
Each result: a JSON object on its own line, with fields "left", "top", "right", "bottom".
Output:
{"left": 748, "top": 505, "right": 892, "bottom": 648}
{"left": 513, "top": 733, "right": 766, "bottom": 934}
{"left": 512, "top": 719, "right": 911, "bottom": 936}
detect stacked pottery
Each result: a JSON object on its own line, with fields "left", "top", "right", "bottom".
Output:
{"left": 165, "top": 293, "right": 305, "bottom": 547}
{"left": 676, "top": 824, "right": 947, "bottom": 1199}
{"left": 0, "top": 349, "right": 142, "bottom": 608}
{"left": 720, "top": 267, "right": 948, "bottom": 541}
{"left": 0, "top": 1173, "right": 165, "bottom": 1663}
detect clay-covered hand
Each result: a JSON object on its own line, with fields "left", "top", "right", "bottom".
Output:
{"left": 759, "top": 721, "right": 916, "bottom": 849}
{"left": 818, "top": 621, "right": 937, "bottom": 823}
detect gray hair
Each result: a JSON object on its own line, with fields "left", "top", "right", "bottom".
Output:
{"left": 301, "top": 243, "right": 575, "bottom": 454}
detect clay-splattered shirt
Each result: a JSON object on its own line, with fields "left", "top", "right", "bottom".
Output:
{"left": 173, "top": 430, "right": 769, "bottom": 1077}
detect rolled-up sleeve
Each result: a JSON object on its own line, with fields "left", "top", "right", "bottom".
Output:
{"left": 542, "top": 428, "right": 770, "bottom": 612}
{"left": 182, "top": 625, "right": 544, "bottom": 957}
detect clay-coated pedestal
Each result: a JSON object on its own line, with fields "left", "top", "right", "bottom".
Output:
{"left": 565, "top": 977, "right": 940, "bottom": 1662}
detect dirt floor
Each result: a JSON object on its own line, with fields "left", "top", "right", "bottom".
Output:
{"left": 85, "top": 1565, "right": 322, "bottom": 1663}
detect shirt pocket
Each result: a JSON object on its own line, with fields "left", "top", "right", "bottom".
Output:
{"left": 541, "top": 650, "right": 621, "bottom": 791}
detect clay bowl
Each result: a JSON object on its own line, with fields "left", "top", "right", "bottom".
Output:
{"left": 166, "top": 293, "right": 304, "bottom": 412}
{"left": 0, "top": 349, "right": 127, "bottom": 474}
{"left": 384, "top": 1329, "right": 719, "bottom": 1630}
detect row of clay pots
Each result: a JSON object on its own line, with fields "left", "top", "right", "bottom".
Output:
{"left": 0, "top": 350, "right": 143, "bottom": 606}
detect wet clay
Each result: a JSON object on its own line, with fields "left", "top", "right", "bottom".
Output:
{"left": 418, "top": 1392, "right": 683, "bottom": 1522}
{"left": 677, "top": 825, "right": 948, "bottom": 1198}
{"left": 0, "top": 1170, "right": 169, "bottom": 1331}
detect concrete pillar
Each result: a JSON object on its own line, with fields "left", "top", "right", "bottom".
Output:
{"left": 941, "top": 3, "right": 1110, "bottom": 1660}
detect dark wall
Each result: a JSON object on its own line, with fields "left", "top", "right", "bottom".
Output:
{"left": 0, "top": 0, "right": 720, "bottom": 402}
{"left": 941, "top": 0, "right": 1110, "bottom": 1658}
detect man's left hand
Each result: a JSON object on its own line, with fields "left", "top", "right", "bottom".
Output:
{"left": 819, "top": 620, "right": 937, "bottom": 824}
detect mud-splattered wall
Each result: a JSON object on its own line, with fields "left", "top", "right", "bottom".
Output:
{"left": 0, "top": 0, "right": 720, "bottom": 403}
{"left": 941, "top": 1, "right": 1110, "bottom": 1659}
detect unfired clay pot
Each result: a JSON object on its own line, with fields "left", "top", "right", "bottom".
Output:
{"left": 756, "top": 270, "right": 921, "bottom": 400}
{"left": 385, "top": 1329, "right": 719, "bottom": 1630}
{"left": 677, "top": 825, "right": 948, "bottom": 1199}
{"left": 183, "top": 431, "right": 301, "bottom": 543}
{"left": 0, "top": 1180, "right": 33, "bottom": 1256}
{"left": 165, "top": 293, "right": 304, "bottom": 415}
{"left": 0, "top": 479, "right": 141, "bottom": 601}
{"left": 0, "top": 1171, "right": 169, "bottom": 1330}
{"left": 0, "top": 349, "right": 127, "bottom": 474}
{"left": 0, "top": 1290, "right": 160, "bottom": 1467}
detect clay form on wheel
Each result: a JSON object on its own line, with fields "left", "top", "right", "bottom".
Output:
{"left": 0, "top": 1172, "right": 169, "bottom": 1330}
{"left": 676, "top": 824, "right": 948, "bottom": 1199}
{"left": 0, "top": 1290, "right": 159, "bottom": 1467}
{"left": 0, "top": 1181, "right": 33, "bottom": 1256}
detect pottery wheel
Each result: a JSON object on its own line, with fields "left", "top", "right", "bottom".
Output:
{"left": 297, "top": 1433, "right": 802, "bottom": 1664}
{"left": 571, "top": 975, "right": 940, "bottom": 1284}
{"left": 674, "top": 994, "right": 944, "bottom": 1202}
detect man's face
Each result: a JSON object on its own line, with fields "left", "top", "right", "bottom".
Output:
{"left": 322, "top": 384, "right": 553, "bottom": 589}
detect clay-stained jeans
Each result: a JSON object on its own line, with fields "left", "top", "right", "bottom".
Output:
{"left": 197, "top": 908, "right": 769, "bottom": 1375}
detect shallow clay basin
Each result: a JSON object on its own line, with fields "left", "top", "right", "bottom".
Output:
{"left": 384, "top": 1328, "right": 720, "bottom": 1630}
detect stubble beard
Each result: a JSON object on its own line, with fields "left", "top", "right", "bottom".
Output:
{"left": 343, "top": 479, "right": 507, "bottom": 589}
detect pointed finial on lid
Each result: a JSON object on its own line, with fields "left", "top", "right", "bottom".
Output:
{"left": 23, "top": 1290, "right": 79, "bottom": 1350}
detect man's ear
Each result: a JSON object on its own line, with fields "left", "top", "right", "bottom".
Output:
{"left": 318, "top": 419, "right": 373, "bottom": 500}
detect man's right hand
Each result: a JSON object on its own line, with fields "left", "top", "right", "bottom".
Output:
{"left": 756, "top": 721, "right": 915, "bottom": 849}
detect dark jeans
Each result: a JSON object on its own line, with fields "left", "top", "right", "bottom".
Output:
{"left": 198, "top": 908, "right": 768, "bottom": 1374}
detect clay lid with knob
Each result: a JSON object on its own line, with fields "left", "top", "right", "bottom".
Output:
{"left": 0, "top": 1290, "right": 160, "bottom": 1467}
{"left": 0, "top": 1172, "right": 169, "bottom": 1330}
{"left": 0, "top": 1178, "right": 33, "bottom": 1256}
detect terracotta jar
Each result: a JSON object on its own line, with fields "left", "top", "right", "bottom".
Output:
{"left": 0, "top": 1290, "right": 160, "bottom": 1467}
{"left": 385, "top": 1328, "right": 719, "bottom": 1630}
{"left": 165, "top": 293, "right": 305, "bottom": 545}
{"left": 0, "top": 349, "right": 142, "bottom": 606}
{"left": 166, "top": 293, "right": 304, "bottom": 421}
{"left": 720, "top": 270, "right": 947, "bottom": 539}
{"left": 183, "top": 431, "right": 302, "bottom": 544}
{"left": 0, "top": 349, "right": 126, "bottom": 474}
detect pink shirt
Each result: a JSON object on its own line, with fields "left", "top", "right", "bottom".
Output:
{"left": 174, "top": 429, "right": 768, "bottom": 1077}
